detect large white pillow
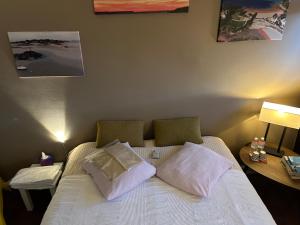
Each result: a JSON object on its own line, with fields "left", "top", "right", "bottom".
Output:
{"left": 156, "top": 142, "right": 233, "bottom": 197}
{"left": 83, "top": 142, "right": 156, "bottom": 200}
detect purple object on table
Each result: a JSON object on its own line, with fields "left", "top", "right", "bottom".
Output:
{"left": 40, "top": 155, "right": 54, "bottom": 166}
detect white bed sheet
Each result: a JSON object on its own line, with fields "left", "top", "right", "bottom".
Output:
{"left": 41, "top": 137, "right": 276, "bottom": 225}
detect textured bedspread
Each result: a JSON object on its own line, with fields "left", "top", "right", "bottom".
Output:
{"left": 41, "top": 137, "right": 276, "bottom": 225}
{"left": 41, "top": 171, "right": 275, "bottom": 225}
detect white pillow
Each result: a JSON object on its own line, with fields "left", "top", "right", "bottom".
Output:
{"left": 83, "top": 142, "right": 156, "bottom": 200}
{"left": 157, "top": 142, "right": 233, "bottom": 197}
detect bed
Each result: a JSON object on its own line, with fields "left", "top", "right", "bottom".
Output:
{"left": 41, "top": 136, "right": 276, "bottom": 225}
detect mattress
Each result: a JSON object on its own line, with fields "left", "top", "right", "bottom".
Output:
{"left": 41, "top": 137, "right": 276, "bottom": 225}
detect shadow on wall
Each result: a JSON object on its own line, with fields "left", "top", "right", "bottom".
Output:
{"left": 0, "top": 90, "right": 67, "bottom": 180}
{"left": 2, "top": 87, "right": 298, "bottom": 180}
{"left": 63, "top": 93, "right": 263, "bottom": 152}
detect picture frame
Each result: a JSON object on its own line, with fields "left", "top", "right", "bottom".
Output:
{"left": 217, "top": 0, "right": 290, "bottom": 42}
{"left": 8, "top": 31, "right": 85, "bottom": 77}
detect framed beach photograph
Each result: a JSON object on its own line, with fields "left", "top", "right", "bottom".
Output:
{"left": 8, "top": 31, "right": 84, "bottom": 77}
{"left": 93, "top": 0, "right": 189, "bottom": 14}
{"left": 217, "top": 0, "right": 290, "bottom": 42}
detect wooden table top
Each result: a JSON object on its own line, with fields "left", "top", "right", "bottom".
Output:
{"left": 240, "top": 146, "right": 300, "bottom": 191}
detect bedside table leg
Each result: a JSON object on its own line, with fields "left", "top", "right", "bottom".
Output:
{"left": 19, "top": 189, "right": 33, "bottom": 211}
{"left": 50, "top": 187, "right": 56, "bottom": 197}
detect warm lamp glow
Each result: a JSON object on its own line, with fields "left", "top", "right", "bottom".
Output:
{"left": 55, "top": 131, "right": 66, "bottom": 143}
{"left": 259, "top": 102, "right": 300, "bottom": 129}
{"left": 262, "top": 102, "right": 300, "bottom": 115}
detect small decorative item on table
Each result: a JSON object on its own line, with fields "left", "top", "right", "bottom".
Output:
{"left": 281, "top": 156, "right": 300, "bottom": 179}
{"left": 259, "top": 151, "right": 267, "bottom": 163}
{"left": 249, "top": 136, "right": 267, "bottom": 163}
{"left": 249, "top": 149, "right": 268, "bottom": 163}
{"left": 40, "top": 152, "right": 54, "bottom": 166}
{"left": 250, "top": 137, "right": 259, "bottom": 150}
{"left": 249, "top": 151, "right": 260, "bottom": 162}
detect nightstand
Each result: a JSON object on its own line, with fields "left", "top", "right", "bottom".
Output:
{"left": 0, "top": 178, "right": 7, "bottom": 225}
{"left": 10, "top": 163, "right": 63, "bottom": 211}
{"left": 239, "top": 146, "right": 300, "bottom": 190}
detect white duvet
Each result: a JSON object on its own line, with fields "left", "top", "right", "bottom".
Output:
{"left": 41, "top": 137, "right": 276, "bottom": 225}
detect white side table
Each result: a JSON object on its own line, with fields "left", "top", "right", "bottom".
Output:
{"left": 11, "top": 162, "right": 63, "bottom": 211}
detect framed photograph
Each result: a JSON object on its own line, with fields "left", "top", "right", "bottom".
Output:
{"left": 8, "top": 31, "right": 84, "bottom": 77}
{"left": 217, "top": 0, "right": 290, "bottom": 42}
{"left": 93, "top": 0, "right": 189, "bottom": 14}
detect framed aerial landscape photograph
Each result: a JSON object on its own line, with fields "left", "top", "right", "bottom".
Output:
{"left": 93, "top": 0, "right": 189, "bottom": 14}
{"left": 217, "top": 0, "right": 290, "bottom": 42}
{"left": 8, "top": 31, "right": 84, "bottom": 77}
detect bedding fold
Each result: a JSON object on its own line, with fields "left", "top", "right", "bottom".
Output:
{"left": 84, "top": 142, "right": 142, "bottom": 180}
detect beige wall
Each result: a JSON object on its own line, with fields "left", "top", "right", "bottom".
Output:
{"left": 0, "top": 1, "right": 300, "bottom": 179}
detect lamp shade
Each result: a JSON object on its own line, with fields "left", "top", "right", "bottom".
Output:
{"left": 259, "top": 102, "right": 300, "bottom": 130}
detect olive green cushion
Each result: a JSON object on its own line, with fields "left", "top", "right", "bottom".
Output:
{"left": 96, "top": 121, "right": 144, "bottom": 148}
{"left": 154, "top": 117, "right": 203, "bottom": 147}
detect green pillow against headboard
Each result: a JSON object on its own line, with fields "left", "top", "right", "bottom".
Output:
{"left": 154, "top": 117, "right": 203, "bottom": 147}
{"left": 96, "top": 120, "right": 144, "bottom": 148}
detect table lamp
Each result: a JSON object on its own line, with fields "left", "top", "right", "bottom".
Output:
{"left": 259, "top": 102, "right": 300, "bottom": 157}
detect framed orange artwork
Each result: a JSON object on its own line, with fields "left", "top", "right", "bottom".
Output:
{"left": 93, "top": 0, "right": 189, "bottom": 14}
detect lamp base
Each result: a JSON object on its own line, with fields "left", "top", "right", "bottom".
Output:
{"left": 264, "top": 147, "right": 284, "bottom": 157}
